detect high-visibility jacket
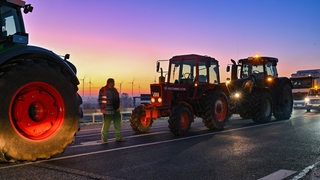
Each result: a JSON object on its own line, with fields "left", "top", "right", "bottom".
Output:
{"left": 98, "top": 86, "right": 120, "bottom": 114}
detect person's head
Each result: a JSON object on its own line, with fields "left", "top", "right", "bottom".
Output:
{"left": 106, "top": 78, "right": 115, "bottom": 87}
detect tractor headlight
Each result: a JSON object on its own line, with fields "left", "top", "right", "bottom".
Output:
{"left": 151, "top": 97, "right": 156, "bottom": 103}
{"left": 232, "top": 92, "right": 241, "bottom": 99}
{"left": 305, "top": 97, "right": 310, "bottom": 103}
{"left": 158, "top": 97, "right": 162, "bottom": 103}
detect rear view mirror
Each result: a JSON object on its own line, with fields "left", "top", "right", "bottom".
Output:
{"left": 226, "top": 66, "right": 230, "bottom": 72}
{"left": 156, "top": 61, "right": 160, "bottom": 72}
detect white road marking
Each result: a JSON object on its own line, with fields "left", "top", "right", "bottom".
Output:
{"left": 291, "top": 164, "right": 315, "bottom": 180}
{"left": 258, "top": 169, "right": 296, "bottom": 180}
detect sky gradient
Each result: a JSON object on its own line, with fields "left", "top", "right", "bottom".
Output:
{"left": 23, "top": 0, "right": 320, "bottom": 98}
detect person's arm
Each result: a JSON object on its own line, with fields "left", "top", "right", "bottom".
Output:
{"left": 113, "top": 88, "right": 120, "bottom": 110}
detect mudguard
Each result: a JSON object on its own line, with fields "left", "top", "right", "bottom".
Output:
{"left": 0, "top": 45, "right": 79, "bottom": 85}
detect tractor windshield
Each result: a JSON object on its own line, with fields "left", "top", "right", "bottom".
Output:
{"left": 241, "top": 63, "right": 264, "bottom": 79}
{"left": 168, "top": 59, "right": 219, "bottom": 84}
{"left": 1, "top": 5, "right": 24, "bottom": 37}
{"left": 169, "top": 59, "right": 196, "bottom": 84}
{"left": 240, "top": 61, "right": 276, "bottom": 79}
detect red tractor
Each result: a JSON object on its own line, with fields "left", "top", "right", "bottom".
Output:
{"left": 130, "top": 54, "right": 230, "bottom": 136}
{"left": 0, "top": 0, "right": 81, "bottom": 162}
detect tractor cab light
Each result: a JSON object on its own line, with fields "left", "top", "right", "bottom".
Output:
{"left": 267, "top": 77, "right": 273, "bottom": 82}
{"left": 226, "top": 79, "right": 231, "bottom": 85}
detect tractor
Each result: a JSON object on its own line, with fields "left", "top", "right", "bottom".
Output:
{"left": 130, "top": 54, "right": 229, "bottom": 136}
{"left": 226, "top": 55, "right": 293, "bottom": 123}
{"left": 0, "top": 0, "right": 81, "bottom": 162}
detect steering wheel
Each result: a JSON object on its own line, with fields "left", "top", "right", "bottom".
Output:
{"left": 252, "top": 70, "right": 260, "bottom": 74}
{"left": 183, "top": 73, "right": 191, "bottom": 79}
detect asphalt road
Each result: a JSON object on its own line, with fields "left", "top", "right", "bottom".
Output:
{"left": 1, "top": 109, "right": 320, "bottom": 180}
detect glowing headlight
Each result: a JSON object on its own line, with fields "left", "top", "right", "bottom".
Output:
{"left": 234, "top": 92, "right": 241, "bottom": 98}
{"left": 305, "top": 97, "right": 310, "bottom": 103}
{"left": 151, "top": 97, "right": 156, "bottom": 103}
{"left": 158, "top": 97, "right": 162, "bottom": 103}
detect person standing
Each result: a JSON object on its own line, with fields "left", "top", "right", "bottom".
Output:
{"left": 98, "top": 78, "right": 124, "bottom": 143}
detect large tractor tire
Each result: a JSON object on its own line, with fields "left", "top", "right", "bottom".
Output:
{"left": 251, "top": 91, "right": 272, "bottom": 123}
{"left": 202, "top": 91, "right": 228, "bottom": 130}
{"left": 0, "top": 59, "right": 80, "bottom": 162}
{"left": 238, "top": 94, "right": 253, "bottom": 119}
{"left": 168, "top": 104, "right": 193, "bottom": 136}
{"left": 130, "top": 105, "right": 153, "bottom": 133}
{"left": 273, "top": 84, "right": 293, "bottom": 120}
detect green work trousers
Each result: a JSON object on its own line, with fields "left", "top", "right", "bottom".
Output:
{"left": 101, "top": 110, "right": 122, "bottom": 141}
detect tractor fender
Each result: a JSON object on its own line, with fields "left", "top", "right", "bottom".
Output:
{"left": 0, "top": 45, "right": 79, "bottom": 85}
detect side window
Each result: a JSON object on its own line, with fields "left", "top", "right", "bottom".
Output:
{"left": 265, "top": 62, "right": 276, "bottom": 77}
{"left": 1, "top": 6, "right": 21, "bottom": 36}
{"left": 199, "top": 64, "right": 207, "bottom": 83}
{"left": 209, "top": 62, "right": 218, "bottom": 84}
{"left": 169, "top": 63, "right": 180, "bottom": 83}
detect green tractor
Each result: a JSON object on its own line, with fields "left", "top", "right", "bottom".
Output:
{"left": 0, "top": 0, "right": 81, "bottom": 162}
{"left": 226, "top": 56, "right": 293, "bottom": 123}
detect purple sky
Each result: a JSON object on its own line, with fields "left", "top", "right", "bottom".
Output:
{"left": 23, "top": 0, "right": 320, "bottom": 96}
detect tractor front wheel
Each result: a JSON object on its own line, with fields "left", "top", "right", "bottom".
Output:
{"left": 251, "top": 92, "right": 272, "bottom": 123}
{"left": 130, "top": 105, "right": 153, "bottom": 133}
{"left": 168, "top": 104, "right": 193, "bottom": 136}
{"left": 273, "top": 84, "right": 293, "bottom": 120}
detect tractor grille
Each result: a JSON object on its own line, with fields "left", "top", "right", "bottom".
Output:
{"left": 151, "top": 85, "right": 161, "bottom": 97}
{"left": 310, "top": 99, "right": 320, "bottom": 104}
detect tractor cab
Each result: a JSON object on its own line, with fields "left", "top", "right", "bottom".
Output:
{"left": 151, "top": 54, "right": 220, "bottom": 109}
{"left": 228, "top": 56, "right": 278, "bottom": 81}
{"left": 0, "top": 0, "right": 33, "bottom": 48}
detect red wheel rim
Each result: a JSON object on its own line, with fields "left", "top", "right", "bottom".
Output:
{"left": 215, "top": 97, "right": 227, "bottom": 122}
{"left": 180, "top": 111, "right": 190, "bottom": 130}
{"left": 10, "top": 82, "right": 65, "bottom": 141}
{"left": 140, "top": 115, "right": 151, "bottom": 128}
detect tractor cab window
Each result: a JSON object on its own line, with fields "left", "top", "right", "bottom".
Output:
{"left": 209, "top": 61, "right": 219, "bottom": 84}
{"left": 198, "top": 62, "right": 207, "bottom": 83}
{"left": 1, "top": 5, "right": 23, "bottom": 37}
{"left": 241, "top": 64, "right": 264, "bottom": 79}
{"left": 265, "top": 62, "right": 277, "bottom": 77}
{"left": 169, "top": 60, "right": 196, "bottom": 84}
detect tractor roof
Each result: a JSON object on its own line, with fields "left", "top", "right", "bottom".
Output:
{"left": 3, "top": 0, "right": 25, "bottom": 7}
{"left": 170, "top": 54, "right": 218, "bottom": 62}
{"left": 239, "top": 56, "right": 278, "bottom": 65}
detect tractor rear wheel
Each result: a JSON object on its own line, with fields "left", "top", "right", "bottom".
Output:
{"left": 130, "top": 105, "right": 153, "bottom": 133}
{"left": 202, "top": 91, "right": 228, "bottom": 130}
{"left": 0, "top": 59, "right": 80, "bottom": 162}
{"left": 168, "top": 104, "right": 192, "bottom": 136}
{"left": 273, "top": 84, "right": 293, "bottom": 120}
{"left": 251, "top": 92, "right": 272, "bottom": 123}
